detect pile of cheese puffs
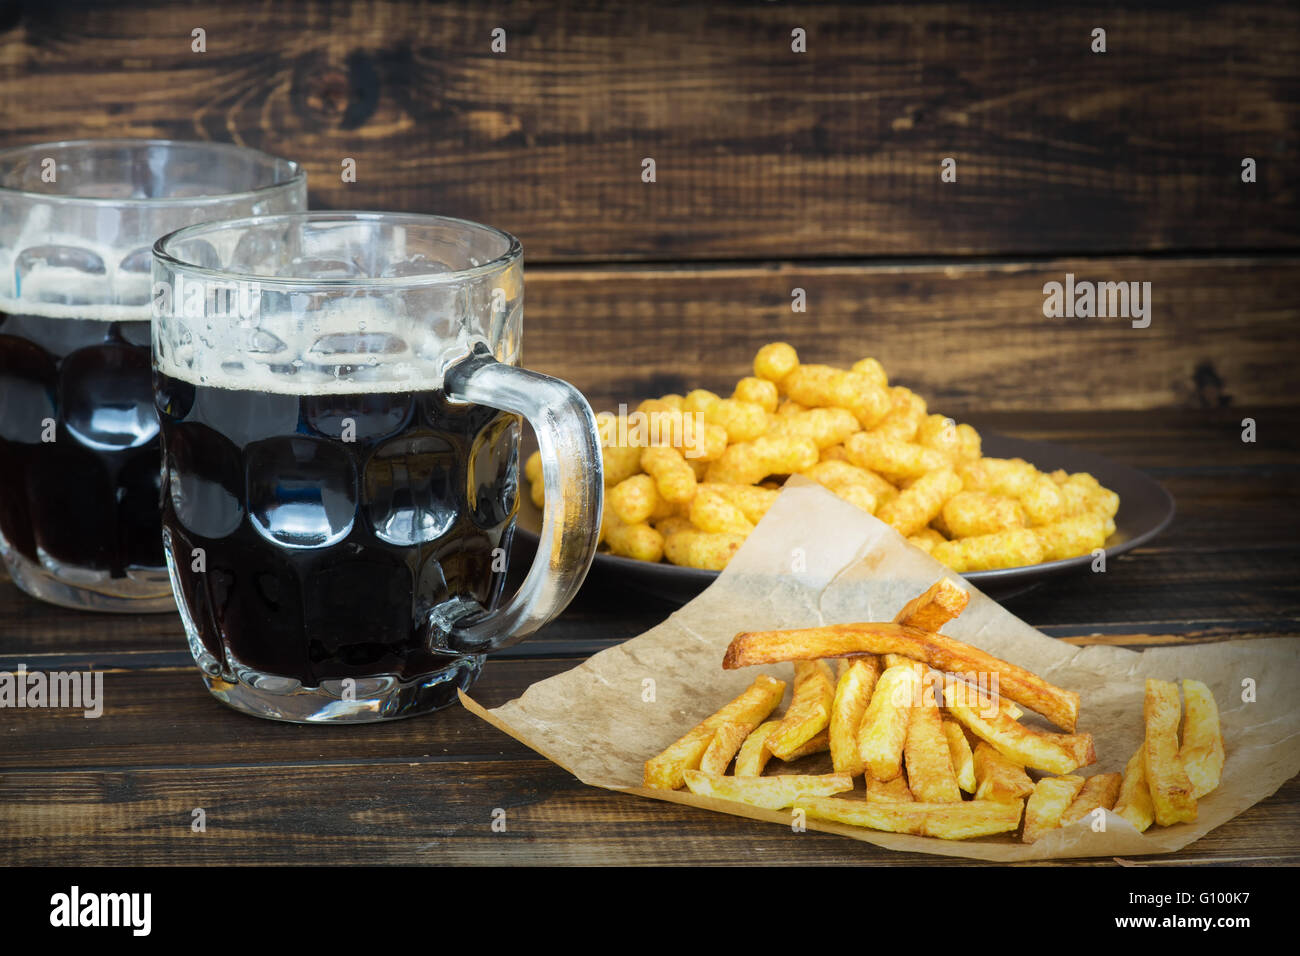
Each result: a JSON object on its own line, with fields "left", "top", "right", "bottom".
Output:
{"left": 526, "top": 343, "right": 1120, "bottom": 573}
{"left": 643, "top": 579, "right": 1225, "bottom": 843}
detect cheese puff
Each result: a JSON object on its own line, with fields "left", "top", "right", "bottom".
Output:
{"left": 699, "top": 483, "right": 780, "bottom": 525}
{"left": 956, "top": 424, "right": 982, "bottom": 461}
{"left": 732, "top": 376, "right": 779, "bottom": 413}
{"left": 871, "top": 387, "right": 927, "bottom": 442}
{"left": 776, "top": 399, "right": 806, "bottom": 417}
{"left": 1091, "top": 486, "right": 1120, "bottom": 520}
{"left": 687, "top": 457, "right": 710, "bottom": 481}
{"left": 658, "top": 393, "right": 685, "bottom": 411}
{"left": 908, "top": 527, "right": 947, "bottom": 555}
{"left": 803, "top": 462, "right": 879, "bottom": 513}
{"left": 632, "top": 400, "right": 689, "bottom": 446}
{"left": 1060, "top": 473, "right": 1112, "bottom": 515}
{"left": 682, "top": 389, "right": 722, "bottom": 415}
{"left": 706, "top": 434, "right": 819, "bottom": 485}
{"left": 803, "top": 459, "right": 897, "bottom": 506}
{"left": 529, "top": 477, "right": 545, "bottom": 509}
{"left": 608, "top": 473, "right": 662, "bottom": 524}
{"left": 1061, "top": 473, "right": 1118, "bottom": 518}
{"left": 957, "top": 457, "right": 1036, "bottom": 498}
{"left": 941, "top": 491, "right": 1027, "bottom": 538}
{"left": 754, "top": 342, "right": 799, "bottom": 386}
{"left": 605, "top": 519, "right": 665, "bottom": 562}
{"left": 653, "top": 515, "right": 694, "bottom": 538}
{"left": 875, "top": 468, "right": 961, "bottom": 537}
{"left": 680, "top": 418, "right": 729, "bottom": 462}
{"left": 596, "top": 413, "right": 645, "bottom": 486}
{"left": 1020, "top": 472, "right": 1067, "bottom": 525}
{"left": 664, "top": 529, "right": 747, "bottom": 571}
{"left": 850, "top": 357, "right": 888, "bottom": 391}
{"left": 1103, "top": 515, "right": 1116, "bottom": 537}
{"left": 1035, "top": 513, "right": 1108, "bottom": 562}
{"left": 704, "top": 398, "right": 769, "bottom": 443}
{"left": 689, "top": 486, "right": 755, "bottom": 535}
{"left": 931, "top": 528, "right": 1044, "bottom": 573}
{"left": 767, "top": 406, "right": 859, "bottom": 449}
{"left": 784, "top": 365, "right": 891, "bottom": 429}
{"left": 820, "top": 443, "right": 849, "bottom": 462}
{"left": 524, "top": 450, "right": 543, "bottom": 485}
{"left": 597, "top": 499, "right": 614, "bottom": 545}
{"left": 827, "top": 482, "right": 878, "bottom": 514}
{"left": 845, "top": 432, "right": 949, "bottom": 481}
{"left": 649, "top": 495, "right": 681, "bottom": 522}
{"left": 835, "top": 371, "right": 894, "bottom": 429}
{"left": 1049, "top": 469, "right": 1070, "bottom": 485}
{"left": 1057, "top": 478, "right": 1090, "bottom": 515}
{"left": 640, "top": 444, "right": 698, "bottom": 504}
{"left": 915, "top": 414, "right": 963, "bottom": 461}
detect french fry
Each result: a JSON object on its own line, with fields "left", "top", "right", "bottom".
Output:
{"left": 684, "top": 770, "right": 854, "bottom": 810}
{"left": 734, "top": 721, "right": 779, "bottom": 777}
{"left": 778, "top": 728, "right": 831, "bottom": 760}
{"left": 795, "top": 795, "right": 1024, "bottom": 840}
{"left": 1022, "top": 775, "right": 1086, "bottom": 843}
{"left": 904, "top": 697, "right": 962, "bottom": 802}
{"left": 865, "top": 773, "right": 915, "bottom": 802}
{"left": 1143, "top": 679, "right": 1197, "bottom": 825}
{"left": 699, "top": 721, "right": 751, "bottom": 775}
{"left": 972, "top": 741, "right": 1036, "bottom": 802}
{"left": 767, "top": 661, "right": 836, "bottom": 759}
{"left": 724, "top": 619, "right": 1080, "bottom": 731}
{"left": 1179, "top": 678, "right": 1225, "bottom": 799}
{"left": 946, "top": 686, "right": 1095, "bottom": 774}
{"left": 893, "top": 577, "right": 969, "bottom": 633}
{"left": 1113, "top": 745, "right": 1156, "bottom": 833}
{"left": 829, "top": 656, "right": 881, "bottom": 775}
{"left": 856, "top": 663, "right": 922, "bottom": 781}
{"left": 643, "top": 675, "right": 785, "bottom": 789}
{"left": 1061, "top": 772, "right": 1122, "bottom": 826}
{"left": 941, "top": 719, "right": 977, "bottom": 793}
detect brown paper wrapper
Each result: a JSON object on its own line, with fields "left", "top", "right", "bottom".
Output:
{"left": 462, "top": 478, "right": 1300, "bottom": 860}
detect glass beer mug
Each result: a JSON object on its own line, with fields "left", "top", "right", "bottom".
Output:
{"left": 0, "top": 139, "right": 305, "bottom": 611}
{"left": 151, "top": 212, "right": 603, "bottom": 722}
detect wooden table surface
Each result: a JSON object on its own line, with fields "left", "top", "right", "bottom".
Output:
{"left": 2, "top": 406, "right": 1296, "bottom": 866}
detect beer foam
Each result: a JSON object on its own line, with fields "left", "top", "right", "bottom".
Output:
{"left": 0, "top": 296, "right": 149, "bottom": 322}
{"left": 154, "top": 300, "right": 510, "bottom": 396}
{"left": 0, "top": 228, "right": 152, "bottom": 321}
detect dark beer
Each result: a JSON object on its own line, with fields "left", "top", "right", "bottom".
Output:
{"left": 155, "top": 371, "right": 520, "bottom": 699}
{"left": 0, "top": 307, "right": 163, "bottom": 578}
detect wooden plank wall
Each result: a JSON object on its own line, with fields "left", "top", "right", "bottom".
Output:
{"left": 1, "top": 0, "right": 1296, "bottom": 411}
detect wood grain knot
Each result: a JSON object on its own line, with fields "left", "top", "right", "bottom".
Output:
{"left": 294, "top": 51, "right": 380, "bottom": 131}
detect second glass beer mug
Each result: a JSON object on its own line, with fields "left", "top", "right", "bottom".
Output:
{"left": 152, "top": 212, "right": 603, "bottom": 722}
{"left": 0, "top": 139, "right": 305, "bottom": 611}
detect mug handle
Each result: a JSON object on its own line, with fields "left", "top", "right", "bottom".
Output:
{"left": 440, "top": 343, "right": 604, "bottom": 654}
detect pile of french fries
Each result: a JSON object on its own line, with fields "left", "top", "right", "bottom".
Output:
{"left": 527, "top": 343, "right": 1121, "bottom": 574}
{"left": 643, "top": 578, "right": 1224, "bottom": 843}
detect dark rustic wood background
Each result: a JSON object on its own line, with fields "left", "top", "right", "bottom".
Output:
{"left": 1, "top": 0, "right": 1298, "bottom": 867}
{"left": 1, "top": 0, "right": 1296, "bottom": 412}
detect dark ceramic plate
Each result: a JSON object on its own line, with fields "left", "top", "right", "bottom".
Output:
{"left": 516, "top": 433, "right": 1174, "bottom": 605}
